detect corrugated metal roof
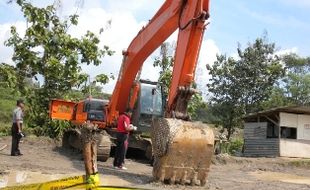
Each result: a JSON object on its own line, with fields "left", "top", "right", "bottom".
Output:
{"left": 244, "top": 106, "right": 310, "bottom": 119}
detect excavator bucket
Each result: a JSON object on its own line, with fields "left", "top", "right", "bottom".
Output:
{"left": 151, "top": 118, "right": 214, "bottom": 186}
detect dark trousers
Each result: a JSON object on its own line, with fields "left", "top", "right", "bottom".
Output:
{"left": 113, "top": 132, "right": 128, "bottom": 167}
{"left": 11, "top": 123, "right": 22, "bottom": 156}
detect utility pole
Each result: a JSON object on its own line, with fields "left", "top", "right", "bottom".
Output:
{"left": 89, "top": 75, "right": 92, "bottom": 97}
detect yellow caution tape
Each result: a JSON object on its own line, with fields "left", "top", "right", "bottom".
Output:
{"left": 0, "top": 144, "right": 7, "bottom": 151}
{"left": 0, "top": 174, "right": 145, "bottom": 190}
{"left": 1, "top": 175, "right": 84, "bottom": 190}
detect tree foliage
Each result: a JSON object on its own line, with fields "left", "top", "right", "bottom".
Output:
{"left": 282, "top": 54, "right": 310, "bottom": 105}
{"left": 0, "top": 63, "right": 17, "bottom": 89}
{"left": 5, "top": 0, "right": 113, "bottom": 137}
{"left": 261, "top": 54, "right": 310, "bottom": 109}
{"left": 207, "top": 35, "right": 284, "bottom": 139}
{"left": 153, "top": 42, "right": 174, "bottom": 97}
{"left": 261, "top": 86, "right": 291, "bottom": 110}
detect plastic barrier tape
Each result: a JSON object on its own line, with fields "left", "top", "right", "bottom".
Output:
{"left": 0, "top": 174, "right": 144, "bottom": 190}
{"left": 0, "top": 144, "right": 7, "bottom": 151}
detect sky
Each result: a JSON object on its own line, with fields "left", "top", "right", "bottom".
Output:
{"left": 0, "top": 0, "right": 309, "bottom": 95}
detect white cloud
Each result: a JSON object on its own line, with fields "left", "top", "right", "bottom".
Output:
{"left": 67, "top": 6, "right": 149, "bottom": 94}
{"left": 69, "top": 1, "right": 178, "bottom": 94}
{"left": 275, "top": 47, "right": 299, "bottom": 66}
{"left": 0, "top": 21, "right": 26, "bottom": 65}
{"left": 229, "top": 53, "right": 240, "bottom": 61}
{"left": 275, "top": 47, "right": 298, "bottom": 56}
{"left": 103, "top": 0, "right": 163, "bottom": 14}
{"left": 282, "top": 0, "right": 310, "bottom": 8}
{"left": 195, "top": 39, "right": 220, "bottom": 98}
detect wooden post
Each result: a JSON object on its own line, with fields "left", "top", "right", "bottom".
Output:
{"left": 81, "top": 122, "right": 99, "bottom": 185}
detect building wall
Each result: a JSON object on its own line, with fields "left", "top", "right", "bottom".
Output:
{"left": 279, "top": 112, "right": 310, "bottom": 158}
{"left": 297, "top": 115, "right": 310, "bottom": 140}
{"left": 279, "top": 112, "right": 310, "bottom": 140}
{"left": 279, "top": 112, "right": 298, "bottom": 128}
{"left": 280, "top": 139, "right": 310, "bottom": 158}
{"left": 243, "top": 122, "right": 279, "bottom": 157}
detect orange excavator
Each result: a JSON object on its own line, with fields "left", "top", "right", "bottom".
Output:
{"left": 50, "top": 0, "right": 214, "bottom": 185}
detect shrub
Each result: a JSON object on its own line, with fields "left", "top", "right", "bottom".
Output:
{"left": 220, "top": 137, "right": 244, "bottom": 155}
{"left": 0, "top": 122, "right": 11, "bottom": 136}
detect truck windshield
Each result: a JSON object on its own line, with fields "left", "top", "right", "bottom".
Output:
{"left": 140, "top": 84, "right": 163, "bottom": 116}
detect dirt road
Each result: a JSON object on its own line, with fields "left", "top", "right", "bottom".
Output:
{"left": 0, "top": 136, "right": 310, "bottom": 190}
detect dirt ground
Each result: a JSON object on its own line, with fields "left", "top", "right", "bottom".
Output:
{"left": 0, "top": 136, "right": 310, "bottom": 190}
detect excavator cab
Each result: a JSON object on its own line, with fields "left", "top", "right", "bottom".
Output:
{"left": 131, "top": 80, "right": 164, "bottom": 134}
{"left": 81, "top": 99, "right": 108, "bottom": 124}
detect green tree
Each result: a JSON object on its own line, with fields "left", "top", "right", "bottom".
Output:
{"left": 261, "top": 86, "right": 291, "bottom": 110}
{"left": 0, "top": 63, "right": 17, "bottom": 89}
{"left": 207, "top": 35, "right": 284, "bottom": 139}
{"left": 282, "top": 54, "right": 310, "bottom": 105}
{"left": 5, "top": 0, "right": 113, "bottom": 136}
{"left": 187, "top": 83, "right": 207, "bottom": 120}
{"left": 153, "top": 42, "right": 174, "bottom": 97}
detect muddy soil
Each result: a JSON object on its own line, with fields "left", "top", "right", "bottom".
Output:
{"left": 0, "top": 136, "right": 310, "bottom": 190}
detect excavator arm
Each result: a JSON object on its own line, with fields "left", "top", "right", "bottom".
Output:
{"left": 107, "top": 0, "right": 210, "bottom": 124}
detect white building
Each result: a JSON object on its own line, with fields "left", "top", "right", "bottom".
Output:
{"left": 243, "top": 106, "right": 310, "bottom": 158}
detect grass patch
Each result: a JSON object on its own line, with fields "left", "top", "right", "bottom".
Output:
{"left": 0, "top": 87, "right": 16, "bottom": 124}
{"left": 219, "top": 137, "right": 244, "bottom": 156}
{"left": 289, "top": 159, "right": 310, "bottom": 168}
{"left": 0, "top": 122, "right": 11, "bottom": 136}
{"left": 0, "top": 122, "right": 38, "bottom": 137}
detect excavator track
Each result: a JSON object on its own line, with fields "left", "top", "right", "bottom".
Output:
{"left": 151, "top": 118, "right": 214, "bottom": 186}
{"left": 63, "top": 129, "right": 111, "bottom": 162}
{"left": 96, "top": 131, "right": 112, "bottom": 162}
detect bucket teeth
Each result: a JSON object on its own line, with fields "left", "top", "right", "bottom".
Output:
{"left": 157, "top": 168, "right": 209, "bottom": 186}
{"left": 191, "top": 172, "right": 200, "bottom": 186}
{"left": 156, "top": 169, "right": 211, "bottom": 186}
{"left": 151, "top": 118, "right": 214, "bottom": 186}
{"left": 200, "top": 171, "right": 208, "bottom": 186}
{"left": 181, "top": 171, "right": 188, "bottom": 185}
{"left": 170, "top": 170, "right": 177, "bottom": 184}
{"left": 159, "top": 169, "right": 165, "bottom": 182}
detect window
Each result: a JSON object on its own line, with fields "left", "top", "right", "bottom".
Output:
{"left": 267, "top": 123, "right": 279, "bottom": 138}
{"left": 83, "top": 101, "right": 104, "bottom": 112}
{"left": 140, "top": 84, "right": 163, "bottom": 116}
{"left": 280, "top": 127, "right": 297, "bottom": 139}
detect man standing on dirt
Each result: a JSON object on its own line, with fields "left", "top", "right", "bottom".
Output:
{"left": 11, "top": 99, "right": 25, "bottom": 156}
{"left": 113, "top": 109, "right": 137, "bottom": 170}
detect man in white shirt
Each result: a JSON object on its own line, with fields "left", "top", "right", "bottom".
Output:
{"left": 11, "top": 99, "right": 25, "bottom": 156}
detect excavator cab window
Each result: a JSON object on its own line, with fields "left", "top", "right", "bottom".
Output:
{"left": 140, "top": 84, "right": 163, "bottom": 116}
{"left": 83, "top": 100, "right": 104, "bottom": 112}
{"left": 131, "top": 82, "right": 164, "bottom": 133}
{"left": 83, "top": 99, "right": 106, "bottom": 121}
